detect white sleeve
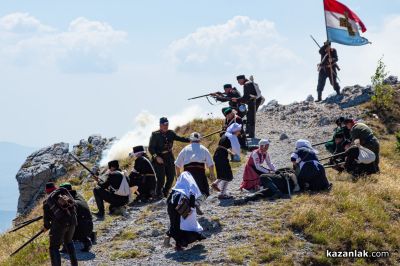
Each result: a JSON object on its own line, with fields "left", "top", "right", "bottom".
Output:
{"left": 266, "top": 153, "right": 276, "bottom": 172}
{"left": 252, "top": 152, "right": 270, "bottom": 174}
{"left": 203, "top": 146, "right": 214, "bottom": 167}
{"left": 175, "top": 147, "right": 186, "bottom": 168}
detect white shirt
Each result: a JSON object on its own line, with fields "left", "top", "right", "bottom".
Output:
{"left": 175, "top": 143, "right": 214, "bottom": 168}
{"left": 252, "top": 151, "right": 276, "bottom": 173}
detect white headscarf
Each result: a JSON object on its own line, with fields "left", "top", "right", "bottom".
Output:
{"left": 225, "top": 123, "right": 242, "bottom": 156}
{"left": 259, "top": 139, "right": 270, "bottom": 146}
{"left": 172, "top": 171, "right": 202, "bottom": 199}
{"left": 295, "top": 139, "right": 319, "bottom": 154}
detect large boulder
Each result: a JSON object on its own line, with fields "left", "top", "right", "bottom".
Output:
{"left": 72, "top": 134, "right": 113, "bottom": 162}
{"left": 324, "top": 85, "right": 373, "bottom": 108}
{"left": 16, "top": 143, "right": 70, "bottom": 215}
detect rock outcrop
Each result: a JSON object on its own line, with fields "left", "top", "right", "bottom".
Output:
{"left": 72, "top": 134, "right": 114, "bottom": 162}
{"left": 16, "top": 134, "right": 113, "bottom": 216}
{"left": 16, "top": 143, "right": 70, "bottom": 215}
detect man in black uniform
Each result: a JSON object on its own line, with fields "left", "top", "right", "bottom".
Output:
{"left": 43, "top": 182, "right": 78, "bottom": 266}
{"left": 211, "top": 84, "right": 245, "bottom": 117}
{"left": 316, "top": 41, "right": 340, "bottom": 102}
{"left": 128, "top": 145, "right": 157, "bottom": 202}
{"left": 93, "top": 160, "right": 129, "bottom": 218}
{"left": 60, "top": 182, "right": 94, "bottom": 252}
{"left": 232, "top": 75, "right": 262, "bottom": 138}
{"left": 149, "top": 117, "right": 190, "bottom": 198}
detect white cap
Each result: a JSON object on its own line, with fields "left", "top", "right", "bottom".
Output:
{"left": 190, "top": 132, "right": 201, "bottom": 142}
{"left": 259, "top": 139, "right": 270, "bottom": 146}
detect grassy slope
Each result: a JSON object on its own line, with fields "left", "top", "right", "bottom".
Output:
{"left": 1, "top": 112, "right": 399, "bottom": 265}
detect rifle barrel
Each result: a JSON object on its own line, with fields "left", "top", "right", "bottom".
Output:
{"left": 312, "top": 141, "right": 329, "bottom": 147}
{"left": 10, "top": 229, "right": 45, "bottom": 257}
{"left": 320, "top": 151, "right": 347, "bottom": 161}
{"left": 11, "top": 216, "right": 43, "bottom": 232}
{"left": 310, "top": 35, "right": 321, "bottom": 48}
{"left": 187, "top": 93, "right": 213, "bottom": 100}
{"left": 69, "top": 153, "right": 97, "bottom": 177}
{"left": 203, "top": 130, "right": 224, "bottom": 139}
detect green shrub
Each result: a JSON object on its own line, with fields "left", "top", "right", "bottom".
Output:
{"left": 371, "top": 57, "right": 395, "bottom": 110}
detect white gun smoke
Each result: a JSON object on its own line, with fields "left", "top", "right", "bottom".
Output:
{"left": 100, "top": 105, "right": 212, "bottom": 166}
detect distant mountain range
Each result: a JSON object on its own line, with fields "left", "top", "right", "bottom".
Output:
{"left": 0, "top": 142, "right": 36, "bottom": 231}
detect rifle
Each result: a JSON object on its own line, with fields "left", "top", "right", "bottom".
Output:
{"left": 312, "top": 141, "right": 330, "bottom": 147}
{"left": 310, "top": 35, "right": 321, "bottom": 48}
{"left": 69, "top": 153, "right": 99, "bottom": 182}
{"left": 320, "top": 151, "right": 347, "bottom": 161}
{"left": 187, "top": 93, "right": 215, "bottom": 100}
{"left": 202, "top": 130, "right": 224, "bottom": 139}
{"left": 324, "top": 161, "right": 346, "bottom": 169}
{"left": 10, "top": 228, "right": 46, "bottom": 257}
{"left": 10, "top": 216, "right": 43, "bottom": 233}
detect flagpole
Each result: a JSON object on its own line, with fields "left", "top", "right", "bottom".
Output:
{"left": 322, "top": 0, "right": 335, "bottom": 87}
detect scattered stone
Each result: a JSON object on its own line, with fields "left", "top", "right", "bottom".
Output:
{"left": 305, "top": 95, "right": 314, "bottom": 102}
{"left": 279, "top": 133, "right": 289, "bottom": 140}
{"left": 383, "top": 75, "right": 398, "bottom": 85}
{"left": 318, "top": 117, "right": 331, "bottom": 126}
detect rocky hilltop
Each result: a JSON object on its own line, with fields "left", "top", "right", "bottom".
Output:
{"left": 16, "top": 135, "right": 113, "bottom": 216}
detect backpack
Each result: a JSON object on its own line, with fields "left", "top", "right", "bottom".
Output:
{"left": 357, "top": 145, "right": 376, "bottom": 164}
{"left": 113, "top": 171, "right": 131, "bottom": 197}
{"left": 47, "top": 188, "right": 76, "bottom": 224}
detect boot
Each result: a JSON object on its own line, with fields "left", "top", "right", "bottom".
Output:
{"left": 315, "top": 91, "right": 322, "bottom": 102}
{"left": 80, "top": 237, "right": 92, "bottom": 252}
{"left": 65, "top": 242, "right": 78, "bottom": 266}
{"left": 335, "top": 87, "right": 341, "bottom": 95}
{"left": 49, "top": 248, "right": 61, "bottom": 266}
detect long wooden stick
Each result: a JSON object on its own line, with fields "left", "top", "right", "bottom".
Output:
{"left": 10, "top": 229, "right": 45, "bottom": 257}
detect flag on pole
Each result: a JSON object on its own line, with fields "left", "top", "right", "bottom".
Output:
{"left": 324, "top": 0, "right": 369, "bottom": 46}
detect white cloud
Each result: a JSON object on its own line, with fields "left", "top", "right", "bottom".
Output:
{"left": 167, "top": 16, "right": 300, "bottom": 72}
{"left": 0, "top": 13, "right": 127, "bottom": 73}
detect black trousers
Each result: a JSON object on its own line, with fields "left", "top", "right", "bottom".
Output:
{"left": 49, "top": 222, "right": 75, "bottom": 250}
{"left": 73, "top": 218, "right": 93, "bottom": 246}
{"left": 93, "top": 186, "right": 129, "bottom": 214}
{"left": 245, "top": 98, "right": 263, "bottom": 138}
{"left": 154, "top": 153, "right": 176, "bottom": 197}
{"left": 132, "top": 175, "right": 157, "bottom": 200}
{"left": 317, "top": 68, "right": 340, "bottom": 93}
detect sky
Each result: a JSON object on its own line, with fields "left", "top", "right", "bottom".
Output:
{"left": 1, "top": 0, "right": 400, "bottom": 148}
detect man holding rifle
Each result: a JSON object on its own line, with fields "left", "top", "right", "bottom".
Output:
{"left": 210, "top": 84, "right": 244, "bottom": 117}
{"left": 316, "top": 41, "right": 341, "bottom": 102}
{"left": 92, "top": 160, "right": 130, "bottom": 219}
{"left": 232, "top": 75, "right": 263, "bottom": 138}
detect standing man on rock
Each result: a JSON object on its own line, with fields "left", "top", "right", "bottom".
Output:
{"left": 316, "top": 41, "right": 341, "bottom": 102}
{"left": 232, "top": 75, "right": 263, "bottom": 138}
{"left": 149, "top": 117, "right": 190, "bottom": 198}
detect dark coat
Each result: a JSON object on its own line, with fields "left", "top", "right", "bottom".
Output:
{"left": 148, "top": 130, "right": 190, "bottom": 158}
